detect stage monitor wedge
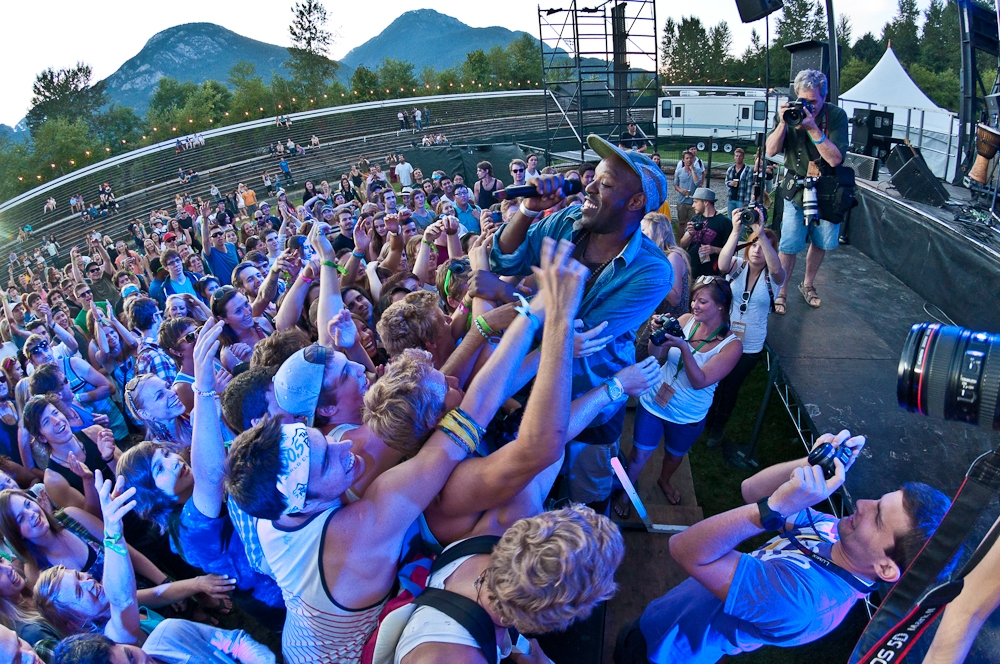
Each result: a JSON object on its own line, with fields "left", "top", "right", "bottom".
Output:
{"left": 890, "top": 154, "right": 949, "bottom": 207}
{"left": 844, "top": 152, "right": 880, "bottom": 181}
{"left": 886, "top": 144, "right": 920, "bottom": 176}
{"left": 736, "top": 0, "right": 783, "bottom": 24}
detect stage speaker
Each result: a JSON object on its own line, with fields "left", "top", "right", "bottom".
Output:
{"left": 844, "top": 152, "right": 880, "bottom": 181}
{"left": 849, "top": 109, "right": 894, "bottom": 156}
{"left": 786, "top": 40, "right": 829, "bottom": 86}
{"left": 736, "top": 0, "right": 783, "bottom": 23}
{"left": 885, "top": 144, "right": 920, "bottom": 176}
{"left": 890, "top": 154, "right": 949, "bottom": 207}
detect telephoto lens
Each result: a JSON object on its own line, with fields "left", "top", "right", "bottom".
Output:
{"left": 808, "top": 442, "right": 853, "bottom": 479}
{"left": 783, "top": 102, "right": 804, "bottom": 127}
{"left": 802, "top": 178, "right": 820, "bottom": 226}
{"left": 897, "top": 323, "right": 1000, "bottom": 429}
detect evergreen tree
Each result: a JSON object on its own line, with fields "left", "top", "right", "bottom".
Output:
{"left": 919, "top": 0, "right": 960, "bottom": 74}
{"left": 837, "top": 15, "right": 853, "bottom": 64}
{"left": 853, "top": 33, "right": 882, "bottom": 63}
{"left": 349, "top": 65, "right": 380, "bottom": 101}
{"left": 287, "top": 0, "right": 340, "bottom": 100}
{"left": 881, "top": 0, "right": 920, "bottom": 67}
{"left": 506, "top": 33, "right": 543, "bottom": 83}
{"left": 25, "top": 63, "right": 108, "bottom": 136}
{"left": 377, "top": 58, "right": 418, "bottom": 96}
{"left": 707, "top": 22, "right": 734, "bottom": 82}
{"left": 227, "top": 62, "right": 274, "bottom": 121}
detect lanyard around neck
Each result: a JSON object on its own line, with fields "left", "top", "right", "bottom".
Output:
{"left": 673, "top": 321, "right": 726, "bottom": 380}
{"left": 784, "top": 532, "right": 878, "bottom": 594}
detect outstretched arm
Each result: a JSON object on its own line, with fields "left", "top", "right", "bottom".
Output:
{"left": 431, "top": 239, "right": 582, "bottom": 517}
{"left": 94, "top": 471, "right": 142, "bottom": 644}
{"left": 190, "top": 320, "right": 227, "bottom": 518}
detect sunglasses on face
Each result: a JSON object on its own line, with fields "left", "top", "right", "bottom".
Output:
{"left": 28, "top": 341, "right": 50, "bottom": 355}
{"left": 78, "top": 290, "right": 92, "bottom": 298}
{"left": 211, "top": 233, "right": 224, "bottom": 239}
{"left": 182, "top": 327, "right": 203, "bottom": 344}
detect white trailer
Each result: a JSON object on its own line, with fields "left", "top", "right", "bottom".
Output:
{"left": 656, "top": 86, "right": 788, "bottom": 153}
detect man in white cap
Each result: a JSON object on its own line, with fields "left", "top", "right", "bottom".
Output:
{"left": 489, "top": 134, "right": 673, "bottom": 513}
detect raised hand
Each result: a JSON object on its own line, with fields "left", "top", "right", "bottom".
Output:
{"left": 328, "top": 309, "right": 357, "bottom": 349}
{"left": 615, "top": 356, "right": 660, "bottom": 396}
{"left": 229, "top": 343, "right": 253, "bottom": 363}
{"left": 573, "top": 320, "right": 613, "bottom": 358}
{"left": 95, "top": 427, "right": 116, "bottom": 461}
{"left": 521, "top": 174, "right": 566, "bottom": 213}
{"left": 531, "top": 238, "right": 589, "bottom": 324}
{"left": 194, "top": 318, "right": 225, "bottom": 393}
{"left": 467, "top": 270, "right": 514, "bottom": 303}
{"left": 307, "top": 222, "right": 336, "bottom": 263}
{"left": 95, "top": 470, "right": 137, "bottom": 537}
{"left": 811, "top": 430, "right": 866, "bottom": 472}
{"left": 423, "top": 220, "right": 444, "bottom": 242}
{"left": 467, "top": 231, "right": 495, "bottom": 272}
{"left": 384, "top": 213, "right": 401, "bottom": 235}
{"left": 353, "top": 218, "right": 373, "bottom": 255}
{"left": 441, "top": 215, "right": 459, "bottom": 236}
{"left": 67, "top": 452, "right": 94, "bottom": 481}
{"left": 769, "top": 460, "right": 845, "bottom": 517}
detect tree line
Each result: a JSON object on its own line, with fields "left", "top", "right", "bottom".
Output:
{"left": 0, "top": 0, "right": 542, "bottom": 203}
{"left": 661, "top": 0, "right": 962, "bottom": 112}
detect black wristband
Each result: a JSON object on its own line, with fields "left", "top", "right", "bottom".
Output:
{"left": 757, "top": 497, "right": 786, "bottom": 532}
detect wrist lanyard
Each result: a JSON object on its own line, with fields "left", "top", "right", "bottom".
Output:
{"left": 783, "top": 532, "right": 879, "bottom": 594}
{"left": 673, "top": 322, "right": 726, "bottom": 380}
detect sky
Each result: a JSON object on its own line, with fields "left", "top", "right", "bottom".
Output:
{"left": 0, "top": 0, "right": 902, "bottom": 128}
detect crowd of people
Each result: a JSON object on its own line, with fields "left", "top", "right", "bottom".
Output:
{"left": 0, "top": 69, "right": 964, "bottom": 664}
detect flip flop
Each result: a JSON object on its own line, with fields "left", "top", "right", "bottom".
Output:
{"left": 657, "top": 478, "right": 683, "bottom": 505}
{"left": 798, "top": 283, "right": 822, "bottom": 308}
{"left": 774, "top": 294, "right": 786, "bottom": 315}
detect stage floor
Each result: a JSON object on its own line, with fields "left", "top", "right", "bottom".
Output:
{"left": 768, "top": 244, "right": 1000, "bottom": 663}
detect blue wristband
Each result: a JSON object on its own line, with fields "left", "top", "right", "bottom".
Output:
{"left": 810, "top": 132, "right": 826, "bottom": 145}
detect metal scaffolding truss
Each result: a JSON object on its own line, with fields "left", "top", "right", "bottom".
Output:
{"left": 537, "top": 0, "right": 658, "bottom": 161}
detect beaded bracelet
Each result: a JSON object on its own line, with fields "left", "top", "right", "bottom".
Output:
{"left": 192, "top": 387, "right": 218, "bottom": 398}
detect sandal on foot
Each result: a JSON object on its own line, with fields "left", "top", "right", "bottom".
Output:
{"left": 798, "top": 283, "right": 822, "bottom": 308}
{"left": 774, "top": 294, "right": 787, "bottom": 315}
{"left": 612, "top": 490, "right": 632, "bottom": 520}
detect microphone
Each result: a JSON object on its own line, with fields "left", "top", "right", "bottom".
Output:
{"left": 502, "top": 178, "right": 584, "bottom": 199}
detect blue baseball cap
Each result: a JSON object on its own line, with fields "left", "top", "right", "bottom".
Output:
{"left": 586, "top": 134, "right": 668, "bottom": 213}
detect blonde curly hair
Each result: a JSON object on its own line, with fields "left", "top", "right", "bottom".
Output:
{"left": 482, "top": 504, "right": 625, "bottom": 634}
{"left": 376, "top": 290, "right": 442, "bottom": 358}
{"left": 362, "top": 348, "right": 448, "bottom": 456}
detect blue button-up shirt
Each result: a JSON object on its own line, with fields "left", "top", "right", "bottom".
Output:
{"left": 490, "top": 205, "right": 672, "bottom": 425}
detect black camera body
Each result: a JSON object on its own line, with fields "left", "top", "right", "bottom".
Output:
{"left": 783, "top": 99, "right": 815, "bottom": 128}
{"left": 739, "top": 204, "right": 767, "bottom": 226}
{"left": 691, "top": 218, "right": 707, "bottom": 232}
{"left": 650, "top": 315, "right": 685, "bottom": 346}
{"left": 808, "top": 442, "right": 853, "bottom": 479}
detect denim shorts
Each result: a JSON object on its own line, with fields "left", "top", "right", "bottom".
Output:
{"left": 778, "top": 198, "right": 841, "bottom": 254}
{"left": 632, "top": 402, "right": 706, "bottom": 457}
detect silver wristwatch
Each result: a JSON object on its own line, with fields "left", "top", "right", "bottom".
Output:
{"left": 602, "top": 376, "right": 625, "bottom": 402}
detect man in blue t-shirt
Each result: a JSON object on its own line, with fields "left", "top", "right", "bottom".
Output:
{"left": 614, "top": 431, "right": 954, "bottom": 664}
{"left": 200, "top": 207, "right": 240, "bottom": 286}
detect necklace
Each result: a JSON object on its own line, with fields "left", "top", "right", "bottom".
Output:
{"left": 49, "top": 438, "right": 84, "bottom": 467}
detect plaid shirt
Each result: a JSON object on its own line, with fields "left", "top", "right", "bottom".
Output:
{"left": 137, "top": 338, "right": 178, "bottom": 386}
{"left": 726, "top": 163, "right": 755, "bottom": 208}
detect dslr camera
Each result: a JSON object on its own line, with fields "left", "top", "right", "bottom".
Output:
{"left": 808, "top": 442, "right": 853, "bottom": 479}
{"left": 650, "top": 315, "right": 685, "bottom": 346}
{"left": 783, "top": 99, "right": 816, "bottom": 128}
{"left": 738, "top": 203, "right": 767, "bottom": 226}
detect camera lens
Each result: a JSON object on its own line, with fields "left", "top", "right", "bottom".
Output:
{"left": 739, "top": 209, "right": 756, "bottom": 225}
{"left": 897, "top": 323, "right": 1000, "bottom": 429}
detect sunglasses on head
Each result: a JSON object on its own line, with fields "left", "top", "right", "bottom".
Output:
{"left": 211, "top": 285, "right": 236, "bottom": 302}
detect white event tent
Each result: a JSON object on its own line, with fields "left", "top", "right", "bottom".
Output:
{"left": 839, "top": 46, "right": 959, "bottom": 180}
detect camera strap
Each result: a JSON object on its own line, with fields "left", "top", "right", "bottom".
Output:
{"left": 783, "top": 532, "right": 880, "bottom": 594}
{"left": 850, "top": 449, "right": 1000, "bottom": 663}
{"left": 673, "top": 322, "right": 726, "bottom": 380}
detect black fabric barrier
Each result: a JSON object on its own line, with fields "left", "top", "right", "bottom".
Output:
{"left": 848, "top": 183, "right": 1000, "bottom": 331}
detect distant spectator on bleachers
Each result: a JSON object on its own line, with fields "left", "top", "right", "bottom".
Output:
{"left": 268, "top": 142, "right": 277, "bottom": 156}
{"left": 397, "top": 110, "right": 406, "bottom": 131}
{"left": 413, "top": 107, "right": 423, "bottom": 130}
{"left": 276, "top": 114, "right": 291, "bottom": 128}
{"left": 278, "top": 157, "right": 293, "bottom": 186}
{"left": 262, "top": 171, "right": 275, "bottom": 196}
{"left": 43, "top": 197, "right": 56, "bottom": 214}
{"left": 395, "top": 154, "right": 414, "bottom": 187}
{"left": 310, "top": 135, "right": 320, "bottom": 148}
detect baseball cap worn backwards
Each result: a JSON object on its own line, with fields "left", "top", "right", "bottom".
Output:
{"left": 274, "top": 344, "right": 327, "bottom": 427}
{"left": 585, "top": 134, "right": 667, "bottom": 213}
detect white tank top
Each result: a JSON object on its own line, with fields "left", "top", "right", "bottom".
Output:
{"left": 258, "top": 507, "right": 388, "bottom": 664}
{"left": 639, "top": 318, "right": 740, "bottom": 424}
{"left": 393, "top": 541, "right": 512, "bottom": 664}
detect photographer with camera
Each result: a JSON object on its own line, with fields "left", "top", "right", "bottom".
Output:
{"left": 612, "top": 277, "right": 742, "bottom": 515}
{"left": 614, "top": 429, "right": 953, "bottom": 664}
{"left": 705, "top": 208, "right": 785, "bottom": 448}
{"left": 766, "top": 69, "right": 848, "bottom": 314}
{"left": 678, "top": 188, "right": 733, "bottom": 279}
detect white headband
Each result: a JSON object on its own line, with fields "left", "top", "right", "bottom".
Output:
{"left": 276, "top": 423, "right": 311, "bottom": 515}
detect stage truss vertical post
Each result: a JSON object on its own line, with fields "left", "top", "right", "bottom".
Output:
{"left": 537, "top": 0, "right": 658, "bottom": 163}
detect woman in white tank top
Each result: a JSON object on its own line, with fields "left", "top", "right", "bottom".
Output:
{"left": 614, "top": 277, "right": 743, "bottom": 514}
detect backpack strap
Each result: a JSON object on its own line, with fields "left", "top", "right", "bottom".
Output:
{"left": 429, "top": 535, "right": 500, "bottom": 575}
{"left": 413, "top": 588, "right": 500, "bottom": 664}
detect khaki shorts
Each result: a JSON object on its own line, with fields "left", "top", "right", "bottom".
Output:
{"left": 561, "top": 439, "right": 620, "bottom": 503}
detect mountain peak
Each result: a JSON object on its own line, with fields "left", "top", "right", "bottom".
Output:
{"left": 102, "top": 23, "right": 290, "bottom": 113}
{"left": 341, "top": 11, "right": 532, "bottom": 72}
